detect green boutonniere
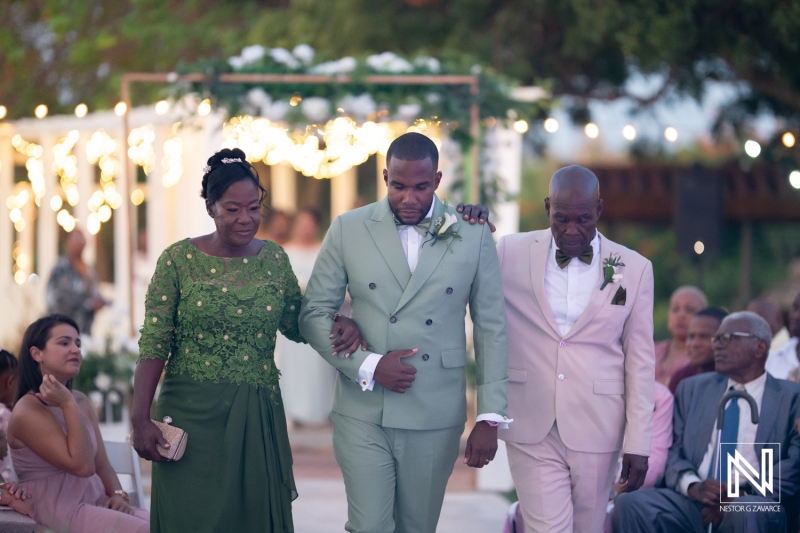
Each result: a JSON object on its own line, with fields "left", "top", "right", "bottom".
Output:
{"left": 428, "top": 202, "right": 462, "bottom": 247}
{"left": 600, "top": 253, "right": 625, "bottom": 290}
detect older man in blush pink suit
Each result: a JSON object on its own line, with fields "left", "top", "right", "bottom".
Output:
{"left": 498, "top": 165, "right": 655, "bottom": 533}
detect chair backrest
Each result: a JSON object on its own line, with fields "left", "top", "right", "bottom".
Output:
{"left": 103, "top": 440, "right": 145, "bottom": 509}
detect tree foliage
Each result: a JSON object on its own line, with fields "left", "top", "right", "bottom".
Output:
{"left": 3, "top": 0, "right": 800, "bottom": 147}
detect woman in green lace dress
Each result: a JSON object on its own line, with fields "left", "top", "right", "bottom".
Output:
{"left": 131, "top": 148, "right": 364, "bottom": 532}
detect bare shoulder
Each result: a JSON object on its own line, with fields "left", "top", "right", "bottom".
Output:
{"left": 72, "top": 390, "right": 97, "bottom": 419}
{"left": 8, "top": 394, "right": 48, "bottom": 432}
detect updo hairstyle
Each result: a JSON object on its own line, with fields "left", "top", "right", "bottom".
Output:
{"left": 201, "top": 148, "right": 267, "bottom": 205}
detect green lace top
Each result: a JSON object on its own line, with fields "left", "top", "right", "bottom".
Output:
{"left": 138, "top": 239, "right": 304, "bottom": 400}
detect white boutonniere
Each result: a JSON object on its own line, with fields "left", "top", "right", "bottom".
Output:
{"left": 428, "top": 203, "right": 462, "bottom": 247}
{"left": 600, "top": 253, "right": 625, "bottom": 290}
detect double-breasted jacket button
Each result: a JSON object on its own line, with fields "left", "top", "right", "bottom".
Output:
{"left": 558, "top": 373, "right": 565, "bottom": 381}
{"left": 426, "top": 319, "right": 433, "bottom": 325}
{"left": 390, "top": 316, "right": 397, "bottom": 323}
{"left": 369, "top": 283, "right": 376, "bottom": 290}
{"left": 421, "top": 354, "right": 430, "bottom": 361}
{"left": 446, "top": 287, "right": 453, "bottom": 294}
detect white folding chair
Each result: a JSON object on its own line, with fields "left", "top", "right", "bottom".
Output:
{"left": 103, "top": 440, "right": 146, "bottom": 509}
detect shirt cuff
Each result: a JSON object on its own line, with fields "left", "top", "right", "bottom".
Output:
{"left": 357, "top": 352, "right": 382, "bottom": 391}
{"left": 678, "top": 472, "right": 702, "bottom": 497}
{"left": 476, "top": 413, "right": 513, "bottom": 430}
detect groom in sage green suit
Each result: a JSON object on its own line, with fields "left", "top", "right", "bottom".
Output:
{"left": 299, "top": 133, "right": 510, "bottom": 533}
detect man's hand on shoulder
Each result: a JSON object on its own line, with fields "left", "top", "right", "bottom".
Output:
{"left": 456, "top": 203, "right": 496, "bottom": 233}
{"left": 373, "top": 349, "right": 418, "bottom": 393}
{"left": 463, "top": 421, "right": 498, "bottom": 468}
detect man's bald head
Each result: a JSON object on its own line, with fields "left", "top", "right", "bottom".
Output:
{"left": 549, "top": 165, "right": 600, "bottom": 200}
{"left": 545, "top": 165, "right": 603, "bottom": 257}
{"left": 746, "top": 298, "right": 785, "bottom": 336}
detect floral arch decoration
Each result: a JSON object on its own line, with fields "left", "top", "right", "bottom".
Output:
{"left": 165, "top": 45, "right": 549, "bottom": 181}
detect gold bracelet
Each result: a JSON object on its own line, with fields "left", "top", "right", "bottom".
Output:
{"left": 114, "top": 489, "right": 130, "bottom": 503}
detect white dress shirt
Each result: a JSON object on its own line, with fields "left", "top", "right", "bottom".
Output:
{"left": 765, "top": 337, "right": 799, "bottom": 379}
{"left": 771, "top": 327, "right": 792, "bottom": 351}
{"left": 544, "top": 234, "right": 601, "bottom": 337}
{"left": 356, "top": 201, "right": 510, "bottom": 428}
{"left": 677, "top": 372, "right": 767, "bottom": 496}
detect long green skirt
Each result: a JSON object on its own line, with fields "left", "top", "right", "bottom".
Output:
{"left": 151, "top": 373, "right": 297, "bottom": 532}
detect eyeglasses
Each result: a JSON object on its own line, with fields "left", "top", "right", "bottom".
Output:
{"left": 711, "top": 332, "right": 761, "bottom": 347}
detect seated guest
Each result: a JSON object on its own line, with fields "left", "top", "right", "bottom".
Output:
{"left": 748, "top": 298, "right": 791, "bottom": 351}
{"left": 669, "top": 307, "right": 728, "bottom": 395}
{"left": 8, "top": 315, "right": 149, "bottom": 533}
{"left": 655, "top": 286, "right": 707, "bottom": 386}
{"left": 767, "top": 290, "right": 800, "bottom": 380}
{"left": 613, "top": 311, "right": 800, "bottom": 533}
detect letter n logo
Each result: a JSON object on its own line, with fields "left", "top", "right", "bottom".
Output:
{"left": 724, "top": 444, "right": 779, "bottom": 502}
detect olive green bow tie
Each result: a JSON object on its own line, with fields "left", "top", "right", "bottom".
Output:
{"left": 394, "top": 216, "right": 431, "bottom": 236}
{"left": 555, "top": 247, "right": 593, "bottom": 269}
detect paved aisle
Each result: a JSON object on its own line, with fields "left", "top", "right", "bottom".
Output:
{"left": 292, "top": 477, "right": 510, "bottom": 533}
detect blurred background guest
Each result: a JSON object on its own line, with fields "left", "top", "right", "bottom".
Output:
{"left": 275, "top": 208, "right": 336, "bottom": 425}
{"left": 668, "top": 307, "right": 728, "bottom": 394}
{"left": 45, "top": 229, "right": 106, "bottom": 336}
{"left": 257, "top": 208, "right": 292, "bottom": 247}
{"left": 655, "top": 286, "right": 707, "bottom": 386}
{"left": 770, "top": 290, "right": 800, "bottom": 380}
{"left": 748, "top": 297, "right": 791, "bottom": 351}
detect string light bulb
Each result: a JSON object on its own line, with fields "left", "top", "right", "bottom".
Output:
{"left": 744, "top": 140, "right": 761, "bottom": 158}
{"left": 790, "top": 170, "right": 800, "bottom": 190}
{"left": 543, "top": 118, "right": 559, "bottom": 133}
{"left": 783, "top": 132, "right": 796, "bottom": 148}
{"left": 35, "top": 105, "right": 48, "bottom": 119}
{"left": 584, "top": 123, "right": 599, "bottom": 139}
{"left": 0, "top": 105, "right": 7, "bottom": 120}
{"left": 197, "top": 99, "right": 212, "bottom": 116}
{"left": 622, "top": 125, "right": 637, "bottom": 141}
{"left": 75, "top": 103, "right": 88, "bottom": 118}
{"left": 114, "top": 102, "right": 127, "bottom": 116}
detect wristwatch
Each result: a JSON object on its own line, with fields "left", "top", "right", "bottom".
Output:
{"left": 114, "top": 489, "right": 130, "bottom": 503}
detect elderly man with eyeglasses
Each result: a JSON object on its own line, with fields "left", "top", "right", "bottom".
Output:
{"left": 612, "top": 311, "right": 800, "bottom": 533}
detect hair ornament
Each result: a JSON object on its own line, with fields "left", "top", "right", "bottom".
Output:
{"left": 221, "top": 158, "right": 243, "bottom": 164}
{"left": 202, "top": 165, "right": 211, "bottom": 174}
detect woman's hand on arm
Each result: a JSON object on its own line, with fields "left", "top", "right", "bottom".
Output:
{"left": 131, "top": 358, "right": 170, "bottom": 462}
{"left": 329, "top": 315, "right": 367, "bottom": 357}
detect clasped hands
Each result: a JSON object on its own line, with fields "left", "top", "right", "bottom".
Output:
{"left": 688, "top": 478, "right": 732, "bottom": 529}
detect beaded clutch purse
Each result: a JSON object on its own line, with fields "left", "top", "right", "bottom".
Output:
{"left": 153, "top": 416, "right": 187, "bottom": 461}
{"left": 132, "top": 416, "right": 187, "bottom": 461}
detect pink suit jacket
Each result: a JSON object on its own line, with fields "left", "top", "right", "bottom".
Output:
{"left": 498, "top": 229, "right": 655, "bottom": 455}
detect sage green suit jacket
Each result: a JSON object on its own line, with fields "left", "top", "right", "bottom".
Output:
{"left": 298, "top": 196, "right": 509, "bottom": 430}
